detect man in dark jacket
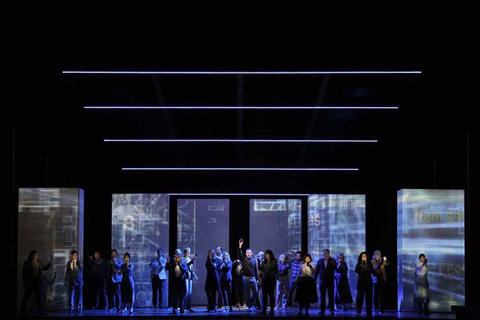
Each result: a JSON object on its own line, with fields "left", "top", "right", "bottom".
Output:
{"left": 65, "top": 250, "right": 84, "bottom": 312}
{"left": 106, "top": 249, "right": 122, "bottom": 311}
{"left": 315, "top": 249, "right": 337, "bottom": 315}
{"left": 167, "top": 249, "right": 188, "bottom": 314}
{"left": 88, "top": 251, "right": 107, "bottom": 309}
{"left": 237, "top": 239, "right": 259, "bottom": 312}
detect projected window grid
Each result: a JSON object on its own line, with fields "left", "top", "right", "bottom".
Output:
{"left": 17, "top": 188, "right": 84, "bottom": 311}
{"left": 308, "top": 194, "right": 366, "bottom": 307}
{"left": 112, "top": 194, "right": 169, "bottom": 307}
{"left": 177, "top": 199, "right": 230, "bottom": 306}
{"left": 250, "top": 199, "right": 302, "bottom": 258}
{"left": 397, "top": 189, "right": 465, "bottom": 312}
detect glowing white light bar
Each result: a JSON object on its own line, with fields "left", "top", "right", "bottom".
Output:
{"left": 105, "top": 139, "right": 377, "bottom": 143}
{"left": 169, "top": 193, "right": 310, "bottom": 196}
{"left": 85, "top": 106, "right": 398, "bottom": 110}
{"left": 122, "top": 167, "right": 359, "bottom": 171}
{"left": 64, "top": 71, "right": 421, "bottom": 75}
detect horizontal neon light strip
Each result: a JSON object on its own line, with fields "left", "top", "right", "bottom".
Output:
{"left": 105, "top": 139, "right": 377, "bottom": 143}
{"left": 169, "top": 193, "right": 310, "bottom": 196}
{"left": 122, "top": 167, "right": 358, "bottom": 171}
{"left": 64, "top": 71, "right": 421, "bottom": 75}
{"left": 85, "top": 106, "right": 398, "bottom": 110}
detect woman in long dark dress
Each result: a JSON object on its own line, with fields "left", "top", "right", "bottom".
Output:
{"left": 205, "top": 249, "right": 219, "bottom": 312}
{"left": 415, "top": 253, "right": 430, "bottom": 315}
{"left": 294, "top": 253, "right": 317, "bottom": 316}
{"left": 334, "top": 253, "right": 353, "bottom": 311}
{"left": 117, "top": 252, "right": 135, "bottom": 314}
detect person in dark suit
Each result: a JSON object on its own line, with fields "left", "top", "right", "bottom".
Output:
{"left": 355, "top": 252, "right": 374, "bottom": 316}
{"left": 167, "top": 249, "right": 189, "bottom": 314}
{"left": 315, "top": 249, "right": 337, "bottom": 315}
{"left": 219, "top": 251, "right": 233, "bottom": 311}
{"left": 64, "top": 250, "right": 83, "bottom": 312}
{"left": 20, "top": 250, "right": 52, "bottom": 316}
{"left": 106, "top": 249, "right": 122, "bottom": 311}
{"left": 88, "top": 250, "right": 107, "bottom": 310}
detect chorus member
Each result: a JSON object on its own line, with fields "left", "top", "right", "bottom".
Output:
{"left": 315, "top": 249, "right": 337, "bottom": 315}
{"left": 355, "top": 252, "right": 374, "bottom": 317}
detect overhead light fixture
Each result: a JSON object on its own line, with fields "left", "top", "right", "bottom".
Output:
{"left": 122, "top": 167, "right": 359, "bottom": 171}
{"left": 85, "top": 106, "right": 398, "bottom": 110}
{"left": 64, "top": 70, "right": 421, "bottom": 75}
{"left": 105, "top": 139, "right": 378, "bottom": 143}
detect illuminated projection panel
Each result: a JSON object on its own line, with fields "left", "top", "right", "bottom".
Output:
{"left": 177, "top": 199, "right": 230, "bottom": 305}
{"left": 308, "top": 194, "right": 366, "bottom": 307}
{"left": 397, "top": 189, "right": 465, "bottom": 312}
{"left": 112, "top": 194, "right": 169, "bottom": 307}
{"left": 250, "top": 199, "right": 302, "bottom": 257}
{"left": 17, "top": 188, "right": 84, "bottom": 311}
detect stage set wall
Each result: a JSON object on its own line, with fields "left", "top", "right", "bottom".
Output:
{"left": 397, "top": 189, "right": 465, "bottom": 312}
{"left": 17, "top": 188, "right": 84, "bottom": 311}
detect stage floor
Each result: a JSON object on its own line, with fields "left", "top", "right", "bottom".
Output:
{"left": 15, "top": 307, "right": 456, "bottom": 319}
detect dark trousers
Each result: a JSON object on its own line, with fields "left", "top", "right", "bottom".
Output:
{"left": 68, "top": 285, "right": 83, "bottom": 311}
{"left": 89, "top": 279, "right": 107, "bottom": 309}
{"left": 287, "top": 279, "right": 298, "bottom": 306}
{"left": 171, "top": 278, "right": 185, "bottom": 310}
{"left": 107, "top": 280, "right": 121, "bottom": 310}
{"left": 374, "top": 280, "right": 386, "bottom": 312}
{"left": 262, "top": 278, "right": 276, "bottom": 312}
{"left": 220, "top": 280, "right": 232, "bottom": 306}
{"left": 319, "top": 282, "right": 334, "bottom": 312}
{"left": 232, "top": 276, "right": 245, "bottom": 305}
{"left": 21, "top": 282, "right": 42, "bottom": 314}
{"left": 206, "top": 289, "right": 217, "bottom": 310}
{"left": 151, "top": 276, "right": 164, "bottom": 308}
{"left": 243, "top": 276, "right": 258, "bottom": 308}
{"left": 356, "top": 285, "right": 373, "bottom": 315}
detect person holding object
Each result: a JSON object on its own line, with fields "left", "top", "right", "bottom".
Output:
{"left": 117, "top": 252, "right": 135, "bottom": 314}
{"left": 294, "top": 253, "right": 317, "bottom": 316}
{"left": 106, "top": 249, "right": 122, "bottom": 312}
{"left": 182, "top": 247, "right": 198, "bottom": 312}
{"left": 237, "top": 238, "right": 259, "bottom": 312}
{"left": 275, "top": 253, "right": 290, "bottom": 310}
{"left": 355, "top": 252, "right": 374, "bottom": 316}
{"left": 149, "top": 248, "right": 168, "bottom": 309}
{"left": 20, "top": 250, "right": 52, "bottom": 316}
{"left": 415, "top": 254, "right": 430, "bottom": 315}
{"left": 258, "top": 249, "right": 278, "bottom": 315}
{"left": 168, "top": 249, "right": 188, "bottom": 314}
{"left": 205, "top": 249, "right": 219, "bottom": 312}
{"left": 371, "top": 250, "right": 389, "bottom": 314}
{"left": 219, "top": 251, "right": 233, "bottom": 311}
{"left": 65, "top": 250, "right": 83, "bottom": 313}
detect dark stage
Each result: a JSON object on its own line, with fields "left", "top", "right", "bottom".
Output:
{"left": 15, "top": 308, "right": 456, "bottom": 320}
